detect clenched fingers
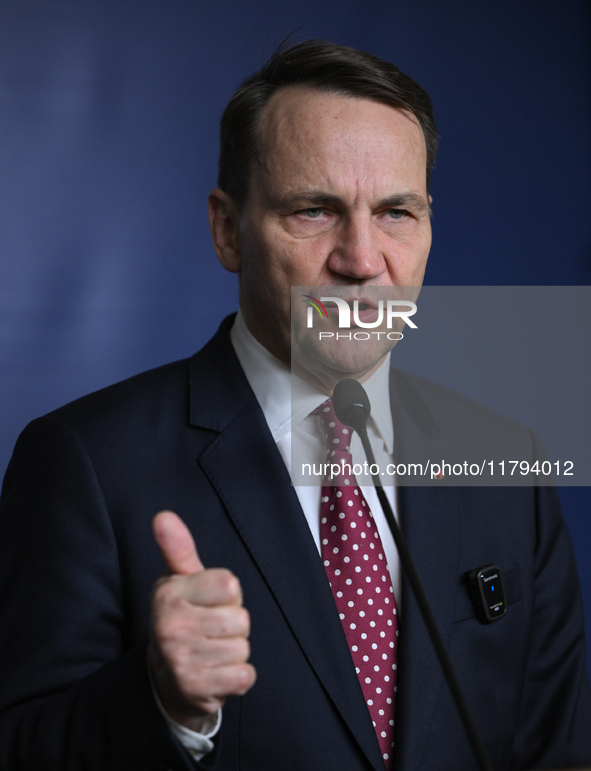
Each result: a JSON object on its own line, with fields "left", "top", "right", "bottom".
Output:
{"left": 153, "top": 568, "right": 243, "bottom": 610}
{"left": 150, "top": 512, "right": 256, "bottom": 723}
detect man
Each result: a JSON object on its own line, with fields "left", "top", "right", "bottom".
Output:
{"left": 0, "top": 40, "right": 589, "bottom": 771}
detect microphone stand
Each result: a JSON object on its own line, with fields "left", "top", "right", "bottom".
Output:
{"left": 349, "top": 412, "right": 494, "bottom": 771}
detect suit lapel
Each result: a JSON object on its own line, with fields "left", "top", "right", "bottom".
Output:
{"left": 394, "top": 486, "right": 461, "bottom": 771}
{"left": 389, "top": 369, "right": 462, "bottom": 771}
{"left": 188, "top": 319, "right": 386, "bottom": 771}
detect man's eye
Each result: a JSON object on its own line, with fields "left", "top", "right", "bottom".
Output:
{"left": 387, "top": 209, "right": 406, "bottom": 220}
{"left": 301, "top": 208, "right": 323, "bottom": 218}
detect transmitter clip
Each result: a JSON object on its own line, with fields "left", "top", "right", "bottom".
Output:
{"left": 468, "top": 564, "right": 507, "bottom": 624}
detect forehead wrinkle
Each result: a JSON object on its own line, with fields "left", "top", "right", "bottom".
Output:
{"left": 261, "top": 135, "right": 405, "bottom": 206}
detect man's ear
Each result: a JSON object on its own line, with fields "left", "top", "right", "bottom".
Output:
{"left": 208, "top": 188, "right": 241, "bottom": 273}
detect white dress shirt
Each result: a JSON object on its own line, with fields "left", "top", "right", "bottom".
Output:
{"left": 160, "top": 311, "right": 400, "bottom": 759}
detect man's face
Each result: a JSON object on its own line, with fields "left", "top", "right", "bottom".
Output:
{"left": 211, "top": 87, "right": 432, "bottom": 385}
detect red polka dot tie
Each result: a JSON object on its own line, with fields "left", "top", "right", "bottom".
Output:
{"left": 315, "top": 399, "right": 398, "bottom": 769}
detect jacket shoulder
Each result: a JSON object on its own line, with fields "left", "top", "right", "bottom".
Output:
{"left": 43, "top": 357, "right": 193, "bottom": 437}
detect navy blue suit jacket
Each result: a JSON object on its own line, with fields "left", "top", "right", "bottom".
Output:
{"left": 1, "top": 316, "right": 590, "bottom": 770}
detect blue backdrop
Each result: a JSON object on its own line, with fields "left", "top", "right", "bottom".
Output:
{"left": 1, "top": 0, "right": 590, "bottom": 664}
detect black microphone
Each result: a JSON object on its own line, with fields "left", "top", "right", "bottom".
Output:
{"left": 332, "top": 378, "right": 494, "bottom": 771}
{"left": 332, "top": 377, "right": 370, "bottom": 436}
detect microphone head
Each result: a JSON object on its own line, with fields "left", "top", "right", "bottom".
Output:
{"left": 332, "top": 379, "right": 371, "bottom": 433}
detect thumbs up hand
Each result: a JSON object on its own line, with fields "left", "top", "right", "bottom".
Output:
{"left": 148, "top": 511, "right": 256, "bottom": 729}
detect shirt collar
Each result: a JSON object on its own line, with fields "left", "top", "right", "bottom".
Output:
{"left": 230, "top": 310, "right": 393, "bottom": 454}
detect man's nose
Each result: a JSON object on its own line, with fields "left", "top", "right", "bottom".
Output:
{"left": 326, "top": 213, "right": 385, "bottom": 281}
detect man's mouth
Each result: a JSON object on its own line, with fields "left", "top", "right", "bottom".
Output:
{"left": 323, "top": 296, "right": 380, "bottom": 326}
{"left": 350, "top": 299, "right": 378, "bottom": 324}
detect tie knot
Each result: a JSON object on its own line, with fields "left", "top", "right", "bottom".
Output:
{"left": 313, "top": 399, "right": 353, "bottom": 453}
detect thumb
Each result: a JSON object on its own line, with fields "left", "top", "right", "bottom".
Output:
{"left": 152, "top": 510, "right": 204, "bottom": 575}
